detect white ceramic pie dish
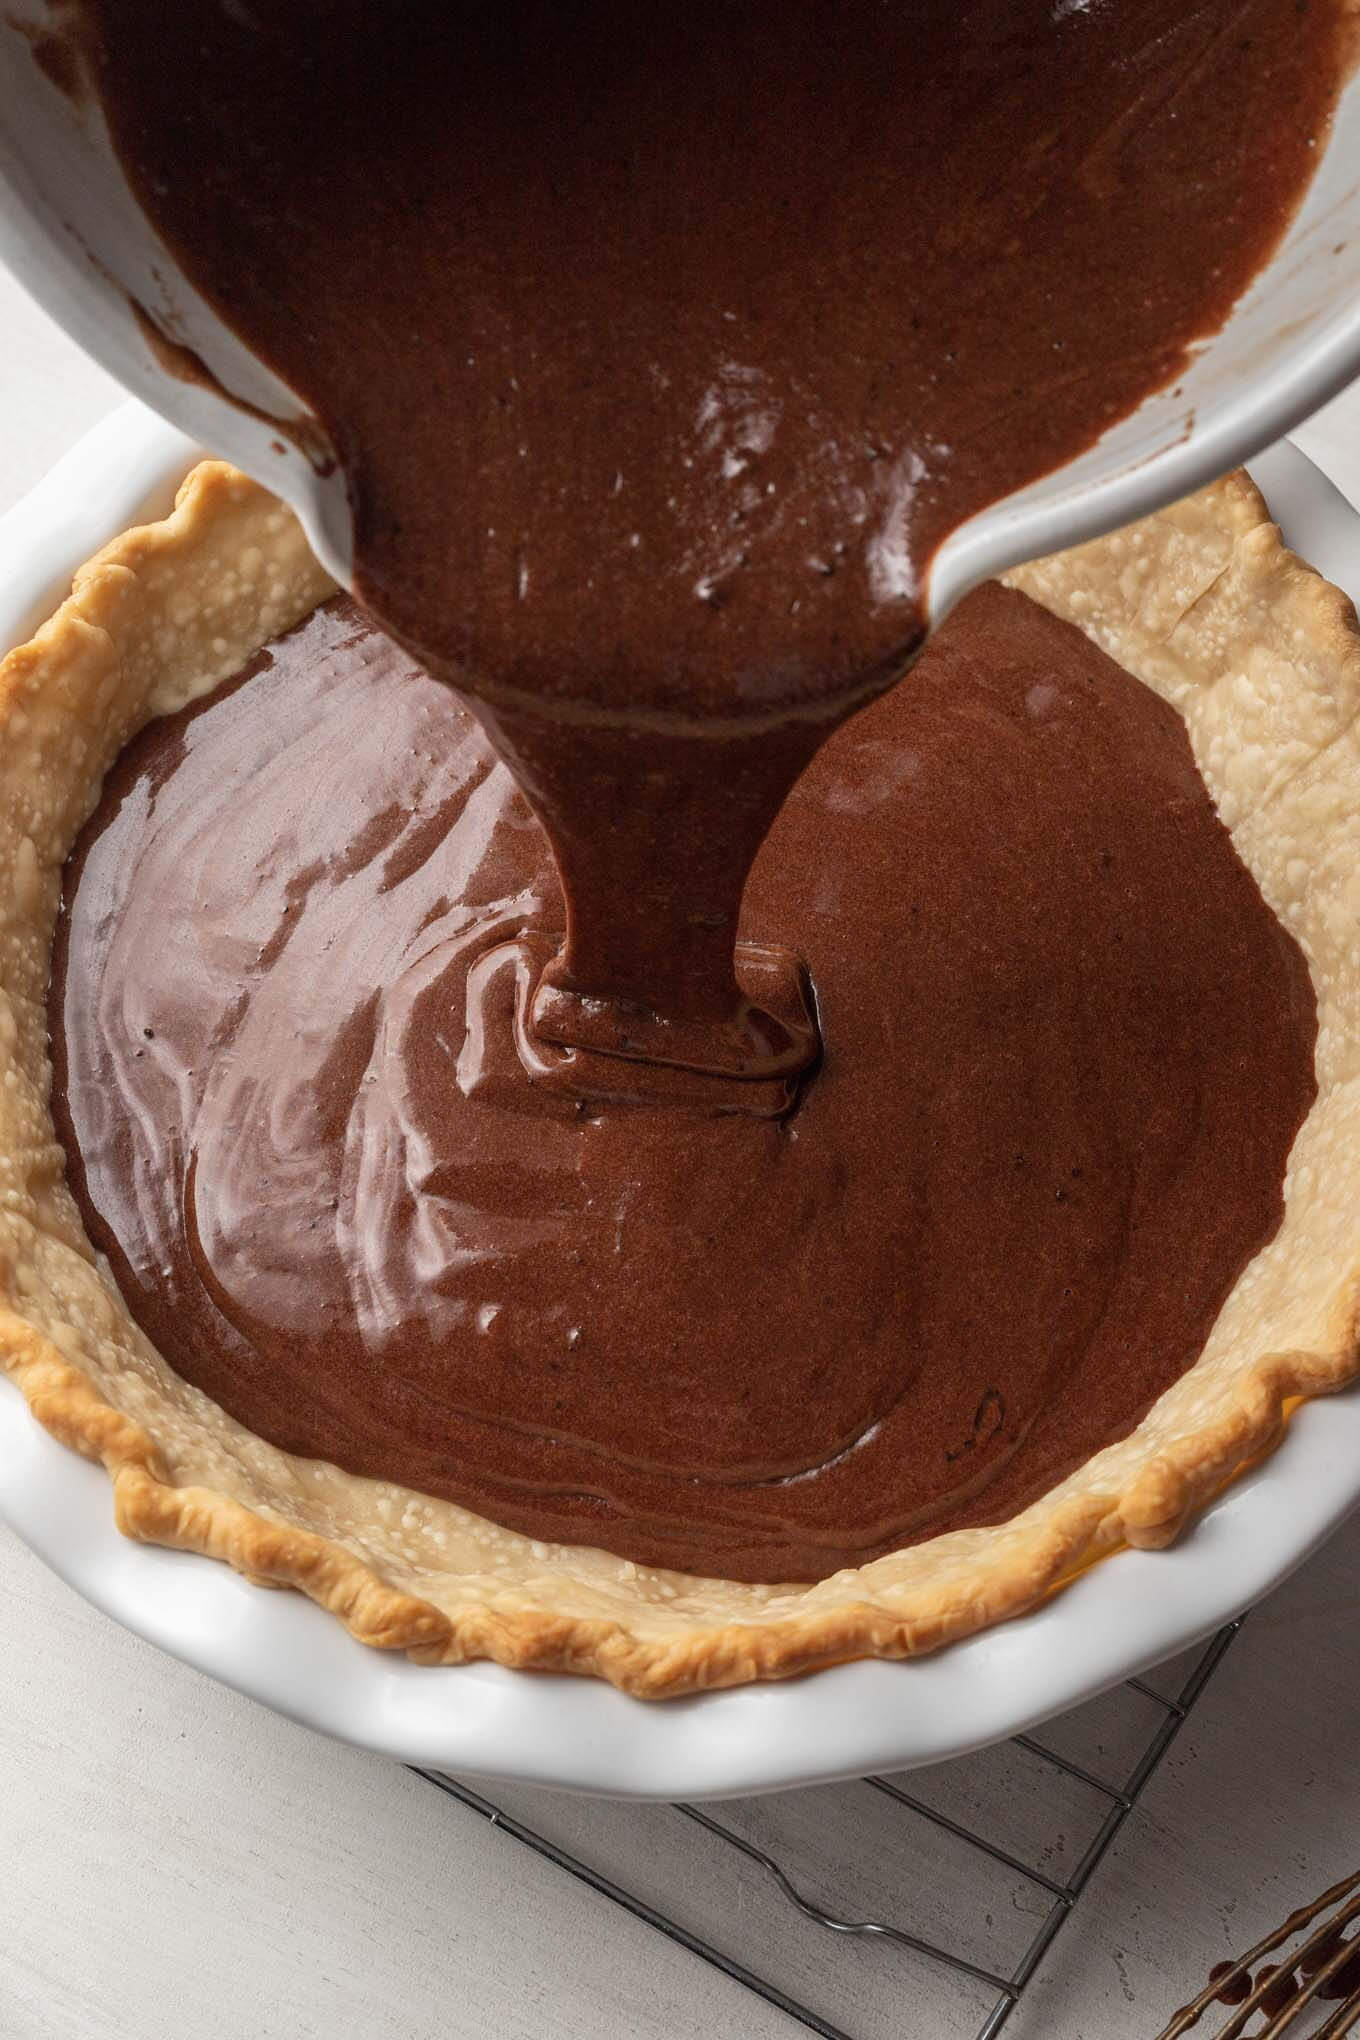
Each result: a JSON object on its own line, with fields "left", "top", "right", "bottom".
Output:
{"left": 2, "top": 400, "right": 1359, "bottom": 1801}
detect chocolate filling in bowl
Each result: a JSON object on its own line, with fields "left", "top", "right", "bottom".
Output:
{"left": 67, "top": 0, "right": 1350, "bottom": 1089}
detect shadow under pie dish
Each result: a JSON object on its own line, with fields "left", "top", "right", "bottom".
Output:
{"left": 2, "top": 459, "right": 1358, "bottom": 1699}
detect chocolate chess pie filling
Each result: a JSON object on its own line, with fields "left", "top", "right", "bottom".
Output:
{"left": 49, "top": 580, "right": 1318, "bottom": 1583}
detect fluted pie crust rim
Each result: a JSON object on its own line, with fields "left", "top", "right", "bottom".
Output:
{"left": 1, "top": 460, "right": 1358, "bottom": 1697}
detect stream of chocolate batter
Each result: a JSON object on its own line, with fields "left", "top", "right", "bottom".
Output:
{"left": 51, "top": 589, "right": 1318, "bottom": 1580}
{"left": 72, "top": 0, "right": 1348, "bottom": 1076}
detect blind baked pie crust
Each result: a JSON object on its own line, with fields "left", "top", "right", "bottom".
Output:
{"left": 2, "top": 460, "right": 1358, "bottom": 1698}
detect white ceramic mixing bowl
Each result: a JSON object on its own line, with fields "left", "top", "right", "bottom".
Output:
{"left": 3, "top": 1, "right": 1360, "bottom": 617}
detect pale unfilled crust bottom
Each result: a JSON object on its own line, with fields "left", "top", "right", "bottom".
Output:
{"left": 1, "top": 461, "right": 1357, "bottom": 1697}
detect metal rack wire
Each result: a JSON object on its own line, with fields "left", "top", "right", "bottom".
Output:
{"left": 411, "top": 1620, "right": 1241, "bottom": 2039}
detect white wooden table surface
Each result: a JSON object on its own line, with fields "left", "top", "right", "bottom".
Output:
{"left": 4, "top": 270, "right": 1360, "bottom": 2040}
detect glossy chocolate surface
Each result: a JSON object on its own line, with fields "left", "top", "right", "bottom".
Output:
{"left": 50, "top": 590, "right": 1318, "bottom": 1580}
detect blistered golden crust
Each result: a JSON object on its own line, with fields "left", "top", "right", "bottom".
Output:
{"left": 1, "top": 460, "right": 1357, "bottom": 1698}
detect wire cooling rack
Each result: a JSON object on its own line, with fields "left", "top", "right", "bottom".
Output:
{"left": 409, "top": 1621, "right": 1239, "bottom": 2039}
